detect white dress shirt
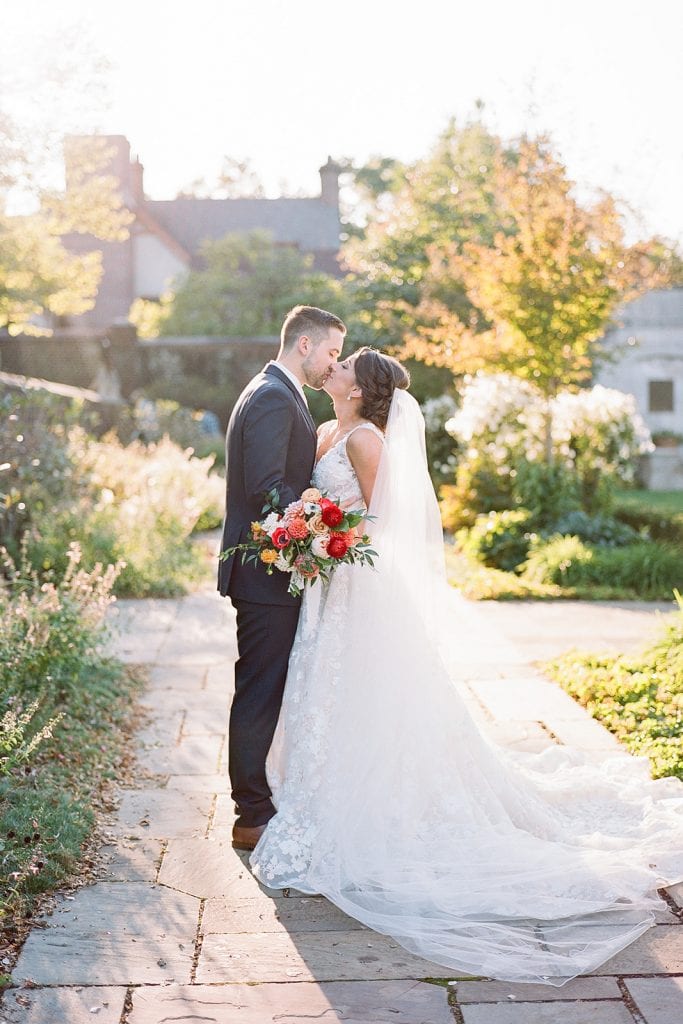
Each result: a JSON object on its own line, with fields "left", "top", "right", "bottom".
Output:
{"left": 270, "top": 361, "right": 308, "bottom": 405}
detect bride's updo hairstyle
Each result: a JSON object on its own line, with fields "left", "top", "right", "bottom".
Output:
{"left": 353, "top": 348, "right": 410, "bottom": 430}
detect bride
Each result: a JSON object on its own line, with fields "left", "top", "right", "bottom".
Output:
{"left": 249, "top": 347, "right": 683, "bottom": 986}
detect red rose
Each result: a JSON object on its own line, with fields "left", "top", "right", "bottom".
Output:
{"left": 320, "top": 499, "right": 344, "bottom": 528}
{"left": 271, "top": 526, "right": 291, "bottom": 549}
{"left": 327, "top": 535, "right": 348, "bottom": 559}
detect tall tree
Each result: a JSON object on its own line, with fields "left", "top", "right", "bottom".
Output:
{"left": 143, "top": 229, "right": 350, "bottom": 337}
{"left": 400, "top": 134, "right": 671, "bottom": 458}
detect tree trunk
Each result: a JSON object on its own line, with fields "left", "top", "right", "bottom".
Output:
{"left": 544, "top": 398, "right": 553, "bottom": 464}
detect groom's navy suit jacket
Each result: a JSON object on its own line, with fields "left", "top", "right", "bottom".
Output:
{"left": 217, "top": 363, "right": 317, "bottom": 606}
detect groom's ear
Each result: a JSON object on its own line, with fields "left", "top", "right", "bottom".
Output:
{"left": 297, "top": 334, "right": 311, "bottom": 356}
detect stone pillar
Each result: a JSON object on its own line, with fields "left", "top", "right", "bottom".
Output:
{"left": 103, "top": 322, "right": 141, "bottom": 398}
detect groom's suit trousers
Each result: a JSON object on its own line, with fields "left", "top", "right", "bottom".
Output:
{"left": 230, "top": 598, "right": 301, "bottom": 828}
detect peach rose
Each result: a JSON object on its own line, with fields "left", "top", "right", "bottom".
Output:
{"left": 308, "top": 512, "right": 329, "bottom": 536}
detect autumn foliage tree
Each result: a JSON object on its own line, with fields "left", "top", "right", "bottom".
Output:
{"left": 354, "top": 128, "right": 676, "bottom": 462}
{"left": 403, "top": 135, "right": 669, "bottom": 397}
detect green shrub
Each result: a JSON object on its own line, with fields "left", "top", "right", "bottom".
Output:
{"left": 522, "top": 536, "right": 683, "bottom": 598}
{"left": 0, "top": 545, "right": 140, "bottom": 925}
{"left": 421, "top": 395, "right": 460, "bottom": 487}
{"left": 61, "top": 431, "right": 224, "bottom": 595}
{"left": 0, "top": 390, "right": 88, "bottom": 560}
{"left": 545, "top": 511, "right": 640, "bottom": 547}
{"left": 116, "top": 396, "right": 223, "bottom": 454}
{"left": 512, "top": 459, "right": 582, "bottom": 525}
{"left": 440, "top": 456, "right": 514, "bottom": 532}
{"left": 457, "top": 509, "right": 536, "bottom": 572}
{"left": 142, "top": 374, "right": 239, "bottom": 433}
{"left": 1, "top": 387, "right": 224, "bottom": 598}
{"left": 445, "top": 543, "right": 564, "bottom": 600}
{"left": 614, "top": 502, "right": 683, "bottom": 548}
{"left": 545, "top": 592, "right": 683, "bottom": 780}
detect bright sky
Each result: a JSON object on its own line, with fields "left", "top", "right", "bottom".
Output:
{"left": 5, "top": 0, "right": 683, "bottom": 243}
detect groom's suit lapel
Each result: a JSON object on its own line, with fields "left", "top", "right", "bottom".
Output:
{"left": 264, "top": 363, "right": 317, "bottom": 441}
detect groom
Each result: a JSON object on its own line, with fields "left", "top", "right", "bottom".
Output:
{"left": 218, "top": 305, "right": 346, "bottom": 851}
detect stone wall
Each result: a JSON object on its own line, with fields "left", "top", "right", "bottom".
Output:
{"left": 0, "top": 329, "right": 279, "bottom": 429}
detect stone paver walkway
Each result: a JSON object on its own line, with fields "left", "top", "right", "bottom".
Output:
{"left": 3, "top": 590, "right": 682, "bottom": 1023}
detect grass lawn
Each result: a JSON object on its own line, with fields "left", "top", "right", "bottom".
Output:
{"left": 615, "top": 489, "right": 683, "bottom": 516}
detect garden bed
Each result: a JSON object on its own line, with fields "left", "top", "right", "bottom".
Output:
{"left": 545, "top": 595, "right": 683, "bottom": 781}
{"left": 0, "top": 551, "right": 145, "bottom": 981}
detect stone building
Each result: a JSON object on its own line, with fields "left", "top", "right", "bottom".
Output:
{"left": 63, "top": 135, "right": 342, "bottom": 330}
{"left": 595, "top": 287, "right": 683, "bottom": 488}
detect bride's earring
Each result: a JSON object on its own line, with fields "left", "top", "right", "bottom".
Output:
{"left": 346, "top": 392, "right": 354, "bottom": 401}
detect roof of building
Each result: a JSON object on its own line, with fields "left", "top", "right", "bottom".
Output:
{"left": 614, "top": 287, "right": 683, "bottom": 328}
{"left": 146, "top": 197, "right": 340, "bottom": 255}
{"left": 133, "top": 205, "right": 192, "bottom": 264}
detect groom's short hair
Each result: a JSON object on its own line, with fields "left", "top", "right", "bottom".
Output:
{"left": 280, "top": 305, "right": 346, "bottom": 351}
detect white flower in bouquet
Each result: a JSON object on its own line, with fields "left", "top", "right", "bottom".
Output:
{"left": 275, "top": 551, "right": 293, "bottom": 573}
{"left": 262, "top": 511, "right": 281, "bottom": 537}
{"left": 310, "top": 535, "right": 330, "bottom": 558}
{"left": 291, "top": 570, "right": 306, "bottom": 592}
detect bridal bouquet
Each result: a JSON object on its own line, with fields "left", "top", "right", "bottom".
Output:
{"left": 220, "top": 487, "right": 377, "bottom": 596}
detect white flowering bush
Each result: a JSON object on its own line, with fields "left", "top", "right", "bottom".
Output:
{"left": 444, "top": 373, "right": 653, "bottom": 522}
{"left": 63, "top": 430, "right": 224, "bottom": 596}
{"left": 446, "top": 373, "right": 652, "bottom": 481}
{"left": 552, "top": 386, "right": 654, "bottom": 485}
{"left": 73, "top": 430, "right": 223, "bottom": 539}
{"left": 3, "top": 388, "right": 225, "bottom": 598}
{"left": 421, "top": 394, "right": 460, "bottom": 485}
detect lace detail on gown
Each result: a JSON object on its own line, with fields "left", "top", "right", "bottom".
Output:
{"left": 252, "top": 421, "right": 381, "bottom": 878}
{"left": 249, "top": 419, "right": 683, "bottom": 985}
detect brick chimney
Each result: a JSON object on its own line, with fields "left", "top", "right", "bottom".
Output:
{"left": 319, "top": 156, "right": 341, "bottom": 209}
{"left": 130, "top": 156, "right": 145, "bottom": 205}
{"left": 64, "top": 134, "right": 131, "bottom": 195}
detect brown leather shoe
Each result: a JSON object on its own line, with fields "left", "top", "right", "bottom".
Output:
{"left": 232, "top": 823, "right": 267, "bottom": 851}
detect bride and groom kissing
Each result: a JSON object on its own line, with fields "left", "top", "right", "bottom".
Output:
{"left": 217, "top": 304, "right": 683, "bottom": 986}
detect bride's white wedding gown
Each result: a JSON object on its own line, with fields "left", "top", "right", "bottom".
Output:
{"left": 250, "top": 396, "right": 683, "bottom": 986}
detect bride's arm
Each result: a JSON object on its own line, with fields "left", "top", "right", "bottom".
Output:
{"left": 346, "top": 429, "right": 383, "bottom": 510}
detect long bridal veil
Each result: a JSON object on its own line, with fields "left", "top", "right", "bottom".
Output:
{"left": 260, "top": 389, "right": 683, "bottom": 985}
